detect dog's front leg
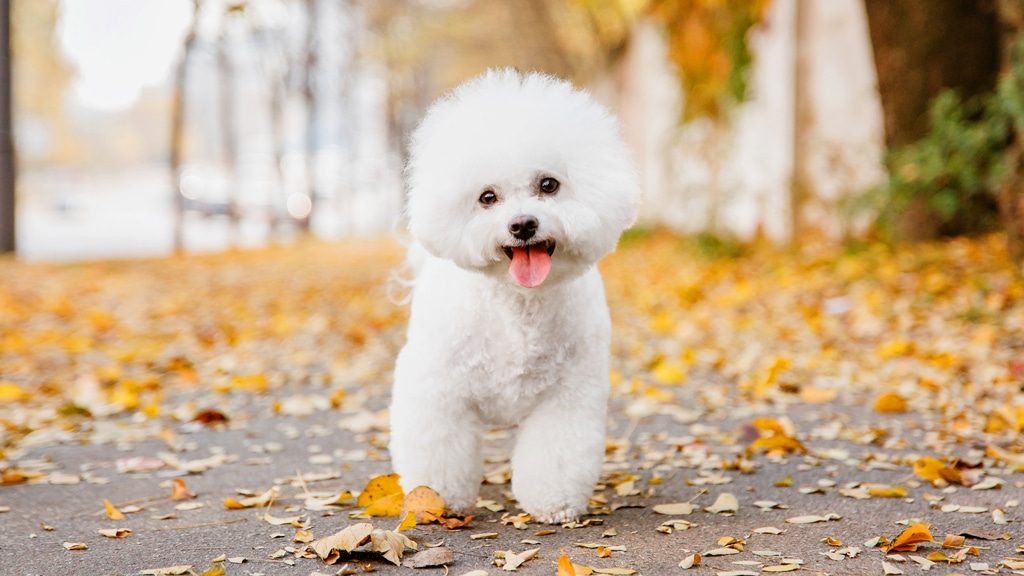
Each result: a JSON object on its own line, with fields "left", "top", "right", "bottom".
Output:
{"left": 511, "top": 380, "right": 608, "bottom": 524}
{"left": 389, "top": 387, "right": 483, "bottom": 514}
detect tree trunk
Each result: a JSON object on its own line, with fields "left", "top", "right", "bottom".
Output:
{"left": 170, "top": 0, "right": 201, "bottom": 254}
{"left": 863, "top": 0, "right": 1002, "bottom": 241}
{"left": 864, "top": 0, "right": 1001, "bottom": 148}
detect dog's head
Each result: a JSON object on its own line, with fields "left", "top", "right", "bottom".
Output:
{"left": 405, "top": 69, "right": 640, "bottom": 289}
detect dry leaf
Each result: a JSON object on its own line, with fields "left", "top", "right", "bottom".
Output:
{"left": 139, "top": 566, "right": 193, "bottom": 576}
{"left": 401, "top": 485, "right": 445, "bottom": 523}
{"left": 103, "top": 499, "right": 125, "bottom": 520}
{"left": 705, "top": 493, "right": 738, "bottom": 514}
{"left": 883, "top": 523, "right": 933, "bottom": 553}
{"left": 402, "top": 547, "right": 454, "bottom": 568}
{"left": 310, "top": 522, "right": 374, "bottom": 560}
{"left": 501, "top": 548, "right": 539, "bottom": 571}
{"left": 678, "top": 553, "right": 701, "bottom": 568}
{"left": 785, "top": 513, "right": 840, "bottom": 524}
{"left": 369, "top": 527, "right": 417, "bottom": 565}
{"left": 170, "top": 478, "right": 194, "bottom": 501}
{"left": 223, "top": 486, "right": 278, "bottom": 510}
{"left": 62, "top": 542, "right": 88, "bottom": 551}
{"left": 882, "top": 561, "right": 903, "bottom": 575}
{"left": 652, "top": 502, "right": 695, "bottom": 515}
{"left": 97, "top": 528, "right": 131, "bottom": 538}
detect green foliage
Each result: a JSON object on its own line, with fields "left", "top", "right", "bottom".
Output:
{"left": 864, "top": 33, "right": 1024, "bottom": 240}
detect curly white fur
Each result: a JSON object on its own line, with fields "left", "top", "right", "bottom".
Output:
{"left": 389, "top": 69, "right": 640, "bottom": 523}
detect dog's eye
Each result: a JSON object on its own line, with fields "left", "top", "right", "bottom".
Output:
{"left": 478, "top": 189, "right": 498, "bottom": 206}
{"left": 538, "top": 177, "right": 560, "bottom": 195}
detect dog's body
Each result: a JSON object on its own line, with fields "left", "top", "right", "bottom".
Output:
{"left": 389, "top": 70, "right": 639, "bottom": 523}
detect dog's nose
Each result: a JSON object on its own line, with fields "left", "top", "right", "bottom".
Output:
{"left": 508, "top": 215, "right": 539, "bottom": 241}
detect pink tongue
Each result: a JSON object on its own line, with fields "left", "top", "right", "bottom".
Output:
{"left": 509, "top": 245, "right": 552, "bottom": 288}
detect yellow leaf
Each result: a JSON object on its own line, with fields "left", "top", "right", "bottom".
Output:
{"left": 199, "top": 566, "right": 226, "bottom": 576}
{"left": 104, "top": 498, "right": 125, "bottom": 520}
{"left": 558, "top": 552, "right": 578, "bottom": 576}
{"left": 358, "top": 474, "right": 404, "bottom": 517}
{"left": 867, "top": 485, "right": 908, "bottom": 498}
{"left": 0, "top": 382, "right": 26, "bottom": 403}
{"left": 652, "top": 361, "right": 686, "bottom": 385}
{"left": 396, "top": 511, "right": 416, "bottom": 533}
{"left": 874, "top": 392, "right": 908, "bottom": 413}
{"left": 878, "top": 339, "right": 914, "bottom": 359}
{"left": 401, "top": 485, "right": 445, "bottom": 523}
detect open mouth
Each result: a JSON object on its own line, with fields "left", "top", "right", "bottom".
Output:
{"left": 502, "top": 239, "right": 556, "bottom": 260}
{"left": 502, "top": 239, "right": 556, "bottom": 288}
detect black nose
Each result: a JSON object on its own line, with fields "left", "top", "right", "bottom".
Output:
{"left": 509, "top": 215, "right": 539, "bottom": 241}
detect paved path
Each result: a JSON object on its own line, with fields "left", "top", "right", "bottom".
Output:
{"left": 1, "top": 235, "right": 1022, "bottom": 575}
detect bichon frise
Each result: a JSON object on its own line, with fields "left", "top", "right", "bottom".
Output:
{"left": 389, "top": 69, "right": 640, "bottom": 524}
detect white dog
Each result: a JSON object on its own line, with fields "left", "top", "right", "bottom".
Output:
{"left": 389, "top": 69, "right": 640, "bottom": 524}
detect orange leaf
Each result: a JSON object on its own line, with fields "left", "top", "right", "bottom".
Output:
{"left": 557, "top": 551, "right": 577, "bottom": 576}
{"left": 883, "top": 523, "right": 933, "bottom": 553}
{"left": 874, "top": 392, "right": 907, "bottom": 413}
{"left": 170, "top": 478, "right": 194, "bottom": 501}
{"left": 104, "top": 498, "right": 125, "bottom": 520}
{"left": 401, "top": 485, "right": 445, "bottom": 524}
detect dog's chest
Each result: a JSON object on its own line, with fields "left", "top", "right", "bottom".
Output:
{"left": 452, "top": 303, "right": 578, "bottom": 423}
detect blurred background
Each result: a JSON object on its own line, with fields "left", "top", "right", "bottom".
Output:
{"left": 1, "top": 0, "right": 1022, "bottom": 263}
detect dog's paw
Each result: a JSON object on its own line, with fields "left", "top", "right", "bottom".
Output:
{"left": 531, "top": 507, "right": 583, "bottom": 525}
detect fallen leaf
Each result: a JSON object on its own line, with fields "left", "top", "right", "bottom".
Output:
{"left": 785, "top": 513, "right": 840, "bottom": 524}
{"left": 170, "top": 478, "right": 194, "bottom": 501}
{"left": 874, "top": 392, "right": 908, "bottom": 413}
{"left": 883, "top": 523, "right": 933, "bottom": 553}
{"left": 103, "top": 499, "right": 125, "bottom": 520}
{"left": 705, "top": 493, "right": 738, "bottom": 514}
{"left": 223, "top": 486, "right": 278, "bottom": 510}
{"left": 139, "top": 566, "right": 193, "bottom": 576}
{"left": 402, "top": 546, "right": 454, "bottom": 568}
{"left": 501, "top": 548, "right": 539, "bottom": 571}
{"left": 558, "top": 552, "right": 578, "bottom": 576}
{"left": 868, "top": 485, "right": 908, "bottom": 498}
{"left": 358, "top": 473, "right": 403, "bottom": 517}
{"left": 678, "top": 553, "right": 701, "bottom": 569}
{"left": 652, "top": 502, "right": 695, "bottom": 515}
{"left": 310, "top": 522, "right": 374, "bottom": 560}
{"left": 97, "top": 528, "right": 131, "bottom": 538}
{"left": 942, "top": 534, "right": 965, "bottom": 548}
{"left": 401, "top": 485, "right": 445, "bottom": 524}
{"left": 263, "top": 512, "right": 301, "bottom": 526}
{"left": 62, "top": 542, "right": 87, "bottom": 551}
{"left": 369, "top": 527, "right": 417, "bottom": 565}
{"left": 763, "top": 565, "right": 799, "bottom": 573}
{"left": 882, "top": 561, "right": 903, "bottom": 575}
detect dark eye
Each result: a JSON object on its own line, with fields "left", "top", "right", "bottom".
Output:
{"left": 539, "top": 177, "right": 560, "bottom": 195}
{"left": 478, "top": 189, "right": 498, "bottom": 206}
